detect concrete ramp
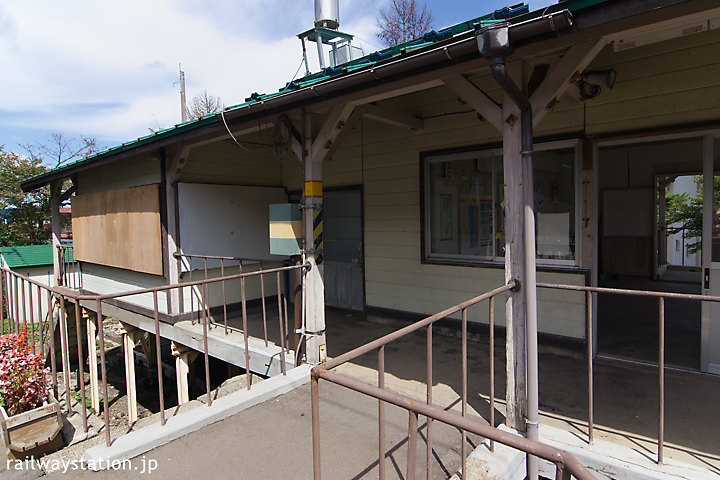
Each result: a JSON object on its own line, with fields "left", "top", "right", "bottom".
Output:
{"left": 83, "top": 300, "right": 295, "bottom": 377}
{"left": 83, "top": 364, "right": 311, "bottom": 470}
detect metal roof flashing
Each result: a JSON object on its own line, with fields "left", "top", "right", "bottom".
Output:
{"left": 21, "top": 0, "right": 631, "bottom": 193}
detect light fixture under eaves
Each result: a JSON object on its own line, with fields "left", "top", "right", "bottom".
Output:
{"left": 578, "top": 68, "right": 616, "bottom": 99}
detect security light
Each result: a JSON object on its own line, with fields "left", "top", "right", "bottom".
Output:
{"left": 578, "top": 69, "right": 616, "bottom": 99}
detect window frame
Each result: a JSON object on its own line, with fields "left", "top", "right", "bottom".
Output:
{"left": 421, "top": 139, "right": 582, "bottom": 268}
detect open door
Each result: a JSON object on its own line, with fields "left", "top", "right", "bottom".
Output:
{"left": 701, "top": 135, "right": 720, "bottom": 374}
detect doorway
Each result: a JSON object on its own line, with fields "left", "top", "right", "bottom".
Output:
{"left": 597, "top": 136, "right": 709, "bottom": 370}
{"left": 322, "top": 188, "right": 364, "bottom": 311}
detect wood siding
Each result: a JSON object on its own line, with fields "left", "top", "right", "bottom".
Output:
{"left": 77, "top": 153, "right": 160, "bottom": 194}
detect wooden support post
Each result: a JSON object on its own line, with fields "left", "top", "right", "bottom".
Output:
{"left": 165, "top": 148, "right": 189, "bottom": 314}
{"left": 86, "top": 314, "right": 99, "bottom": 413}
{"left": 119, "top": 324, "right": 139, "bottom": 423}
{"left": 303, "top": 109, "right": 328, "bottom": 364}
{"left": 140, "top": 333, "right": 158, "bottom": 369}
{"left": 501, "top": 62, "right": 528, "bottom": 433}
{"left": 171, "top": 342, "right": 198, "bottom": 405}
{"left": 50, "top": 182, "right": 62, "bottom": 287}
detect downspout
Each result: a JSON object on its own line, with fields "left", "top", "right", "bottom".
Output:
{"left": 476, "top": 12, "right": 572, "bottom": 480}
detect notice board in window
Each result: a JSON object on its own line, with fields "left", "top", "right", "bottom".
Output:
{"left": 71, "top": 184, "right": 163, "bottom": 275}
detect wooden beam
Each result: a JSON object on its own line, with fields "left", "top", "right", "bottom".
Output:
{"left": 356, "top": 104, "right": 424, "bottom": 131}
{"left": 442, "top": 75, "right": 503, "bottom": 131}
{"left": 529, "top": 39, "right": 607, "bottom": 125}
{"left": 59, "top": 184, "right": 76, "bottom": 203}
{"left": 311, "top": 103, "right": 356, "bottom": 164}
{"left": 323, "top": 109, "right": 363, "bottom": 161}
{"left": 166, "top": 145, "right": 192, "bottom": 185}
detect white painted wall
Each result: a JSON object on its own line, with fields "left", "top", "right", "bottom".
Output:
{"left": 177, "top": 183, "right": 288, "bottom": 271}
{"left": 81, "top": 263, "right": 169, "bottom": 313}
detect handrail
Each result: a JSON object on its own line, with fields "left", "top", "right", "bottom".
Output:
{"left": 310, "top": 280, "right": 595, "bottom": 480}
{"left": 174, "top": 252, "right": 281, "bottom": 265}
{"left": 74, "top": 263, "right": 310, "bottom": 302}
{"left": 325, "top": 281, "right": 516, "bottom": 370}
{"left": 313, "top": 366, "right": 595, "bottom": 480}
{"left": 537, "top": 281, "right": 720, "bottom": 465}
{"left": 0, "top": 260, "right": 310, "bottom": 449}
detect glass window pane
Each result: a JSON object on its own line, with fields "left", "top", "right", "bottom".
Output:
{"left": 534, "top": 147, "right": 575, "bottom": 260}
{"left": 425, "top": 143, "right": 577, "bottom": 264}
{"left": 428, "top": 155, "right": 498, "bottom": 258}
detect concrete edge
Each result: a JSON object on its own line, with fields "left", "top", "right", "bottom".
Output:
{"left": 462, "top": 423, "right": 718, "bottom": 480}
{"left": 452, "top": 425, "right": 526, "bottom": 480}
{"left": 82, "top": 364, "right": 312, "bottom": 471}
{"left": 537, "top": 423, "right": 720, "bottom": 480}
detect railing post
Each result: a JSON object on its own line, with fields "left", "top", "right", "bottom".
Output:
{"left": 152, "top": 292, "right": 166, "bottom": 425}
{"left": 96, "top": 299, "right": 112, "bottom": 447}
{"left": 311, "top": 374, "right": 322, "bottom": 480}
{"left": 587, "top": 290, "right": 594, "bottom": 444}
{"left": 489, "top": 296, "right": 495, "bottom": 452}
{"left": 658, "top": 296, "right": 665, "bottom": 464}
{"left": 461, "top": 308, "right": 468, "bottom": 479}
{"left": 260, "top": 268, "right": 268, "bottom": 347}
{"left": 74, "top": 301, "right": 88, "bottom": 432}
{"left": 426, "top": 325, "right": 433, "bottom": 479}
{"left": 58, "top": 297, "right": 72, "bottom": 414}
{"left": 277, "top": 272, "right": 286, "bottom": 375}
{"left": 407, "top": 411, "right": 419, "bottom": 479}
{"left": 201, "top": 284, "right": 212, "bottom": 405}
{"left": 48, "top": 293, "right": 58, "bottom": 398}
{"left": 378, "top": 346, "right": 386, "bottom": 480}
{"left": 241, "top": 277, "right": 251, "bottom": 389}
{"left": 220, "top": 259, "right": 228, "bottom": 335}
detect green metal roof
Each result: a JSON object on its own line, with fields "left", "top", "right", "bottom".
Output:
{"left": 0, "top": 244, "right": 56, "bottom": 269}
{"left": 21, "top": 0, "right": 613, "bottom": 190}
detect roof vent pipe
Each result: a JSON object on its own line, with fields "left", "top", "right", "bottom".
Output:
{"left": 314, "top": 0, "right": 339, "bottom": 29}
{"left": 475, "top": 11, "right": 572, "bottom": 480}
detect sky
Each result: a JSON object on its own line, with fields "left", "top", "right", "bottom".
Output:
{"left": 0, "top": 0, "right": 549, "bottom": 159}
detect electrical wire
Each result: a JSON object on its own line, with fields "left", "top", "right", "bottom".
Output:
{"left": 220, "top": 109, "right": 250, "bottom": 151}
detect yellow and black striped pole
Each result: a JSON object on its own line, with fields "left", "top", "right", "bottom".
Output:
{"left": 305, "top": 180, "right": 323, "bottom": 265}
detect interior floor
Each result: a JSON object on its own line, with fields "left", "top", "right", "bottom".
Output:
{"left": 598, "top": 272, "right": 701, "bottom": 370}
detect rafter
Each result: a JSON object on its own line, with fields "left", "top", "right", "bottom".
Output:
{"left": 442, "top": 75, "right": 503, "bottom": 131}
{"left": 355, "top": 104, "right": 424, "bottom": 131}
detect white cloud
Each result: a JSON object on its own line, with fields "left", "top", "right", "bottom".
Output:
{"left": 0, "top": 0, "right": 554, "bottom": 147}
{"left": 0, "top": 0, "right": 383, "bottom": 144}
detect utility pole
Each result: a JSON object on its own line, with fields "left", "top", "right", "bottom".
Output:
{"left": 179, "top": 63, "right": 187, "bottom": 123}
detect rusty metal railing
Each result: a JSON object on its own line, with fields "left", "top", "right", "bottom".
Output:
{"left": 57, "top": 244, "right": 81, "bottom": 289}
{"left": 538, "top": 281, "right": 720, "bottom": 465}
{"left": 0, "top": 261, "right": 309, "bottom": 449}
{"left": 310, "top": 281, "right": 595, "bottom": 480}
{"left": 174, "top": 253, "right": 293, "bottom": 350}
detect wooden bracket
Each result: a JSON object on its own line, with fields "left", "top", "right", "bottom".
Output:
{"left": 442, "top": 75, "right": 503, "bottom": 132}
{"left": 311, "top": 103, "right": 356, "bottom": 164}
{"left": 529, "top": 38, "right": 608, "bottom": 125}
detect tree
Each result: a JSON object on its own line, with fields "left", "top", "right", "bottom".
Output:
{"left": 376, "top": 0, "right": 434, "bottom": 47}
{"left": 664, "top": 176, "right": 720, "bottom": 255}
{"left": 21, "top": 132, "right": 97, "bottom": 169}
{"left": 0, "top": 147, "right": 51, "bottom": 246}
{"left": 187, "top": 90, "right": 224, "bottom": 120}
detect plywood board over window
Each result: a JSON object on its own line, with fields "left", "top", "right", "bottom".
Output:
{"left": 71, "top": 184, "right": 163, "bottom": 275}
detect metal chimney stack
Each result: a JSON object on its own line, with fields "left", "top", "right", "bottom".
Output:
{"left": 314, "top": 0, "right": 339, "bottom": 29}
